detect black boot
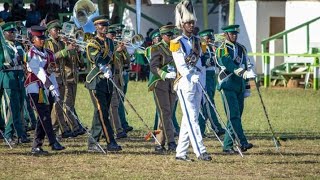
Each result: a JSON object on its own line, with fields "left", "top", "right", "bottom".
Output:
{"left": 18, "top": 135, "right": 31, "bottom": 143}
{"left": 167, "top": 142, "right": 177, "bottom": 152}
{"left": 116, "top": 131, "right": 127, "bottom": 139}
{"left": 31, "top": 147, "right": 49, "bottom": 155}
{"left": 198, "top": 152, "right": 212, "bottom": 161}
{"left": 51, "top": 141, "right": 65, "bottom": 151}
{"left": 241, "top": 143, "right": 253, "bottom": 151}
{"left": 155, "top": 145, "right": 166, "bottom": 154}
{"left": 106, "top": 142, "right": 122, "bottom": 152}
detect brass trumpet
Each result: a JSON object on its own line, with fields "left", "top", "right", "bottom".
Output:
{"left": 114, "top": 34, "right": 145, "bottom": 50}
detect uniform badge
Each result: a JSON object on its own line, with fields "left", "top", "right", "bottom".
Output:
{"left": 235, "top": 56, "right": 242, "bottom": 64}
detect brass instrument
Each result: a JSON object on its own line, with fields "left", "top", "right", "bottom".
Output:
{"left": 72, "top": 0, "right": 99, "bottom": 33}
{"left": 60, "top": 22, "right": 92, "bottom": 51}
{"left": 114, "top": 29, "right": 145, "bottom": 50}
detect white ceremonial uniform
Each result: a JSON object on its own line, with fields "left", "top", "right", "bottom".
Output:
{"left": 25, "top": 46, "right": 59, "bottom": 96}
{"left": 172, "top": 34, "right": 207, "bottom": 158}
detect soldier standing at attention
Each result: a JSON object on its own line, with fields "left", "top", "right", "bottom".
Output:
{"left": 171, "top": 0, "right": 211, "bottom": 161}
{"left": 148, "top": 25, "right": 178, "bottom": 153}
{"left": 85, "top": 15, "right": 122, "bottom": 153}
{"left": 215, "top": 25, "right": 255, "bottom": 154}
{"left": 198, "top": 29, "right": 225, "bottom": 137}
{"left": 0, "top": 22, "right": 30, "bottom": 145}
{"left": 25, "top": 25, "right": 65, "bottom": 154}
{"left": 45, "top": 19, "right": 75, "bottom": 138}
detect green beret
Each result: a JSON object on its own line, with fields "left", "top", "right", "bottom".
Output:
{"left": 199, "top": 29, "right": 214, "bottom": 37}
{"left": 46, "top": 20, "right": 62, "bottom": 31}
{"left": 92, "top": 15, "right": 110, "bottom": 26}
{"left": 159, "top": 25, "right": 176, "bottom": 34}
{"left": 222, "top": 24, "right": 240, "bottom": 33}
{"left": 150, "top": 29, "right": 160, "bottom": 39}
{"left": 1, "top": 22, "right": 17, "bottom": 31}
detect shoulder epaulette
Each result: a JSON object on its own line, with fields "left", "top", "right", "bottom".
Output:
{"left": 169, "top": 36, "right": 182, "bottom": 52}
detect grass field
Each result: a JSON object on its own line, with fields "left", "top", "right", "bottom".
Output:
{"left": 0, "top": 81, "right": 319, "bottom": 179}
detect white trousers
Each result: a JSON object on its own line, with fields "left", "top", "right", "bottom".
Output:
{"left": 176, "top": 84, "right": 207, "bottom": 158}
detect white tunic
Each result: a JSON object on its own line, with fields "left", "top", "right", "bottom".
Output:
{"left": 26, "top": 46, "right": 59, "bottom": 96}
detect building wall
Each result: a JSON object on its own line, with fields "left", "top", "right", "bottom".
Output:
{"left": 286, "top": 1, "right": 320, "bottom": 56}
{"left": 123, "top": 4, "right": 220, "bottom": 38}
{"left": 235, "top": 1, "right": 285, "bottom": 73}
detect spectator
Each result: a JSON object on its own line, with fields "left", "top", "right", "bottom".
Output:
{"left": 0, "top": 3, "right": 11, "bottom": 22}
{"left": 26, "top": 3, "right": 41, "bottom": 27}
{"left": 11, "top": 3, "right": 26, "bottom": 21}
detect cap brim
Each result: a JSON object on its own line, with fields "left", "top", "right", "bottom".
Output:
{"left": 36, "top": 35, "right": 47, "bottom": 39}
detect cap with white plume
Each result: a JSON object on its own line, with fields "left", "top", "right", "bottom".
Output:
{"left": 175, "top": 0, "right": 197, "bottom": 29}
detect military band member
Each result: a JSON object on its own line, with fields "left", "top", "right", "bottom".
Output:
{"left": 0, "top": 22, "right": 30, "bottom": 145}
{"left": 44, "top": 19, "right": 75, "bottom": 138}
{"left": 147, "top": 29, "right": 180, "bottom": 135}
{"left": 148, "top": 25, "right": 178, "bottom": 153}
{"left": 106, "top": 25, "right": 130, "bottom": 139}
{"left": 198, "top": 29, "right": 225, "bottom": 137}
{"left": 215, "top": 25, "right": 255, "bottom": 154}
{"left": 171, "top": 0, "right": 211, "bottom": 161}
{"left": 112, "top": 24, "right": 134, "bottom": 133}
{"left": 85, "top": 15, "right": 122, "bottom": 153}
{"left": 25, "top": 25, "right": 65, "bottom": 154}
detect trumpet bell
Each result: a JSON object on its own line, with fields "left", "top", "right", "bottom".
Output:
{"left": 72, "top": 0, "right": 99, "bottom": 33}
{"left": 131, "top": 34, "right": 144, "bottom": 48}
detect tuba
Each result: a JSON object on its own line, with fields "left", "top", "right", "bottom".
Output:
{"left": 72, "top": 0, "right": 99, "bottom": 33}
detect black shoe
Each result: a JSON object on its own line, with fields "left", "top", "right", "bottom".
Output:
{"left": 88, "top": 144, "right": 105, "bottom": 153}
{"left": 74, "top": 128, "right": 86, "bottom": 136}
{"left": 107, "top": 142, "right": 122, "bottom": 152}
{"left": 167, "top": 142, "right": 177, "bottom": 152}
{"left": 61, "top": 131, "right": 76, "bottom": 138}
{"left": 223, "top": 148, "right": 237, "bottom": 155}
{"left": 124, "top": 126, "right": 133, "bottom": 133}
{"left": 51, "top": 141, "right": 65, "bottom": 151}
{"left": 18, "top": 135, "right": 31, "bottom": 143}
{"left": 116, "top": 131, "right": 127, "bottom": 139}
{"left": 241, "top": 143, "right": 253, "bottom": 151}
{"left": 155, "top": 145, "right": 166, "bottom": 154}
{"left": 198, "top": 152, "right": 212, "bottom": 161}
{"left": 175, "top": 155, "right": 194, "bottom": 162}
{"left": 31, "top": 147, "right": 49, "bottom": 155}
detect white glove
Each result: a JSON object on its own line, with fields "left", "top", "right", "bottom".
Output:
{"left": 165, "top": 72, "right": 176, "bottom": 79}
{"left": 191, "top": 74, "right": 200, "bottom": 83}
{"left": 243, "top": 69, "right": 257, "bottom": 80}
{"left": 50, "top": 89, "right": 60, "bottom": 102}
{"left": 244, "top": 89, "right": 251, "bottom": 98}
{"left": 49, "top": 85, "right": 55, "bottom": 91}
{"left": 104, "top": 69, "right": 112, "bottom": 79}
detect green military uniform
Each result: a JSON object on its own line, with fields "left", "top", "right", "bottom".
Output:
{"left": 197, "top": 29, "right": 224, "bottom": 136}
{"left": 63, "top": 48, "right": 86, "bottom": 135}
{"left": 110, "top": 24, "right": 133, "bottom": 132}
{"left": 0, "top": 22, "right": 28, "bottom": 142}
{"left": 85, "top": 15, "right": 121, "bottom": 151}
{"left": 147, "top": 30, "right": 180, "bottom": 134}
{"left": 148, "top": 25, "right": 177, "bottom": 151}
{"left": 215, "top": 25, "right": 252, "bottom": 152}
{"left": 44, "top": 20, "right": 72, "bottom": 136}
{"left": 107, "top": 25, "right": 131, "bottom": 137}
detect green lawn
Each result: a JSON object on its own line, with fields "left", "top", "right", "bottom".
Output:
{"left": 0, "top": 81, "right": 319, "bottom": 179}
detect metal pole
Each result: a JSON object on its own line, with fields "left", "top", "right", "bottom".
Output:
{"left": 203, "top": 0, "right": 208, "bottom": 29}
{"left": 228, "top": 0, "right": 235, "bottom": 25}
